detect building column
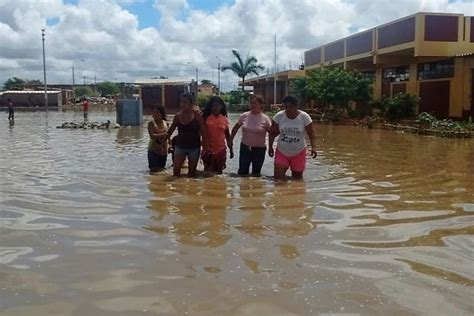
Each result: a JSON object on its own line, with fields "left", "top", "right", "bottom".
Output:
{"left": 374, "top": 66, "right": 383, "bottom": 99}
{"left": 461, "top": 57, "right": 474, "bottom": 116}
{"left": 450, "top": 57, "right": 465, "bottom": 117}
{"left": 407, "top": 63, "right": 418, "bottom": 95}
{"left": 161, "top": 85, "right": 165, "bottom": 107}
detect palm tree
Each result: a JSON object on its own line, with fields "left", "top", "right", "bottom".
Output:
{"left": 221, "top": 50, "right": 264, "bottom": 105}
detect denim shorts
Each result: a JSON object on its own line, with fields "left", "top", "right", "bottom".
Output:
{"left": 174, "top": 146, "right": 200, "bottom": 161}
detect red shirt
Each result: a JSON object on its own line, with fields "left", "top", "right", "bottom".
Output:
{"left": 206, "top": 114, "right": 229, "bottom": 154}
{"left": 83, "top": 100, "right": 89, "bottom": 112}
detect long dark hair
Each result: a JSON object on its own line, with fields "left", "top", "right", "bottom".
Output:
{"left": 202, "top": 96, "right": 227, "bottom": 120}
{"left": 180, "top": 92, "right": 195, "bottom": 105}
{"left": 152, "top": 105, "right": 167, "bottom": 121}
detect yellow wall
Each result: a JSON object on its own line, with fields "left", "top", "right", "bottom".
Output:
{"left": 374, "top": 67, "right": 383, "bottom": 99}
{"left": 461, "top": 57, "right": 474, "bottom": 114}
{"left": 407, "top": 63, "right": 418, "bottom": 95}
{"left": 373, "top": 57, "right": 472, "bottom": 117}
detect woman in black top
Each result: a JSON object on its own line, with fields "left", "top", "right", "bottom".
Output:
{"left": 167, "top": 93, "right": 208, "bottom": 177}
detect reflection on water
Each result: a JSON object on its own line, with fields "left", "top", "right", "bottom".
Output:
{"left": 1, "top": 112, "right": 473, "bottom": 315}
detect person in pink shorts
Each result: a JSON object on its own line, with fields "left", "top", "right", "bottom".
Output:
{"left": 268, "top": 95, "right": 317, "bottom": 180}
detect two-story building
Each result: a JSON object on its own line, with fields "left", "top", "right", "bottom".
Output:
{"left": 304, "top": 12, "right": 474, "bottom": 118}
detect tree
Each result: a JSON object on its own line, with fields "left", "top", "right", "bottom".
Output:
{"left": 3, "top": 77, "right": 26, "bottom": 90}
{"left": 290, "top": 76, "right": 312, "bottom": 107}
{"left": 26, "top": 79, "right": 43, "bottom": 85}
{"left": 200, "top": 79, "right": 212, "bottom": 85}
{"left": 221, "top": 49, "right": 264, "bottom": 105}
{"left": 294, "top": 67, "right": 372, "bottom": 110}
{"left": 96, "top": 81, "right": 120, "bottom": 96}
{"left": 228, "top": 90, "right": 250, "bottom": 110}
{"left": 75, "top": 86, "right": 95, "bottom": 97}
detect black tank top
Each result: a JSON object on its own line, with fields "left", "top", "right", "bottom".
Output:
{"left": 176, "top": 117, "right": 201, "bottom": 149}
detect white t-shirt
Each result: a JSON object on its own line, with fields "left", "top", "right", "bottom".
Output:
{"left": 273, "top": 110, "right": 313, "bottom": 156}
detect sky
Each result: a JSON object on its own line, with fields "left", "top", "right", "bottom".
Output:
{"left": 0, "top": 0, "right": 473, "bottom": 91}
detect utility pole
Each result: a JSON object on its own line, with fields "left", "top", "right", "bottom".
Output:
{"left": 273, "top": 34, "right": 277, "bottom": 107}
{"left": 94, "top": 74, "right": 97, "bottom": 93}
{"left": 217, "top": 61, "right": 221, "bottom": 96}
{"left": 41, "top": 28, "right": 48, "bottom": 111}
{"left": 195, "top": 67, "right": 199, "bottom": 99}
{"left": 83, "top": 76, "right": 86, "bottom": 85}
{"left": 72, "top": 66, "right": 75, "bottom": 92}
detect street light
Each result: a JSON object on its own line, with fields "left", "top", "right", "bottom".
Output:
{"left": 216, "top": 56, "right": 221, "bottom": 96}
{"left": 41, "top": 28, "right": 48, "bottom": 111}
{"left": 187, "top": 62, "right": 199, "bottom": 99}
{"left": 72, "top": 59, "right": 85, "bottom": 97}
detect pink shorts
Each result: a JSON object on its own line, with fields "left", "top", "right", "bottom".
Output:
{"left": 275, "top": 148, "right": 307, "bottom": 172}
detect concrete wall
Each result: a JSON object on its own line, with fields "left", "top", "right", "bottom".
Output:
{"left": 0, "top": 92, "right": 61, "bottom": 107}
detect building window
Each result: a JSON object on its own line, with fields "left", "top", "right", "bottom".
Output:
{"left": 417, "top": 59, "right": 454, "bottom": 80}
{"left": 383, "top": 66, "right": 410, "bottom": 82}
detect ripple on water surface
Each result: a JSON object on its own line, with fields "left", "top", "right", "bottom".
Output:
{"left": 0, "top": 112, "right": 473, "bottom": 315}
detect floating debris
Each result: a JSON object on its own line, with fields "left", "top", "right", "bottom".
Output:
{"left": 56, "top": 120, "right": 120, "bottom": 129}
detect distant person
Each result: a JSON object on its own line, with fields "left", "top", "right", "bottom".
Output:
{"left": 7, "top": 98, "right": 14, "bottom": 120}
{"left": 201, "top": 96, "right": 234, "bottom": 174}
{"left": 82, "top": 98, "right": 89, "bottom": 119}
{"left": 148, "top": 105, "right": 169, "bottom": 172}
{"left": 230, "top": 95, "right": 271, "bottom": 176}
{"left": 167, "top": 93, "right": 208, "bottom": 177}
{"left": 268, "top": 95, "right": 317, "bottom": 180}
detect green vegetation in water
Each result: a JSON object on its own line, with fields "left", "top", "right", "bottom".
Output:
{"left": 416, "top": 112, "right": 471, "bottom": 134}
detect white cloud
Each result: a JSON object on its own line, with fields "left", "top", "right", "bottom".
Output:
{"left": 154, "top": 0, "right": 188, "bottom": 16}
{"left": 0, "top": 0, "right": 472, "bottom": 90}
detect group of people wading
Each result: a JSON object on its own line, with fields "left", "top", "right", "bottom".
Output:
{"left": 147, "top": 93, "right": 317, "bottom": 179}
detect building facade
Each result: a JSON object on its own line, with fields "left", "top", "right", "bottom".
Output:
{"left": 197, "top": 83, "right": 217, "bottom": 97}
{"left": 304, "top": 12, "right": 474, "bottom": 118}
{"left": 243, "top": 70, "right": 305, "bottom": 108}
{"left": 135, "top": 79, "right": 191, "bottom": 114}
{"left": 0, "top": 90, "right": 63, "bottom": 108}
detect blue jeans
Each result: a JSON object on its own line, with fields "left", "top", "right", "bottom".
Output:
{"left": 238, "top": 143, "right": 266, "bottom": 175}
{"left": 174, "top": 146, "right": 200, "bottom": 161}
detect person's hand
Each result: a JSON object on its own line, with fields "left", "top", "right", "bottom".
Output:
{"left": 229, "top": 149, "right": 234, "bottom": 159}
{"left": 311, "top": 149, "right": 317, "bottom": 158}
{"left": 268, "top": 147, "right": 274, "bottom": 157}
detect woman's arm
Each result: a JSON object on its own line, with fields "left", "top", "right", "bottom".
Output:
{"left": 230, "top": 122, "right": 242, "bottom": 143}
{"left": 166, "top": 114, "right": 178, "bottom": 139}
{"left": 305, "top": 123, "right": 317, "bottom": 158}
{"left": 268, "top": 121, "right": 279, "bottom": 157}
{"left": 196, "top": 113, "right": 210, "bottom": 151}
{"left": 225, "top": 128, "right": 234, "bottom": 158}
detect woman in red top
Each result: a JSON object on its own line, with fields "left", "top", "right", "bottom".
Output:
{"left": 201, "top": 96, "right": 234, "bottom": 174}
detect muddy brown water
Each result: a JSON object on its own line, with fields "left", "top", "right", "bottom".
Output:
{"left": 1, "top": 112, "right": 473, "bottom": 315}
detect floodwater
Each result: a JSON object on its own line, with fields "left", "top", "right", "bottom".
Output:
{"left": 1, "top": 112, "right": 473, "bottom": 315}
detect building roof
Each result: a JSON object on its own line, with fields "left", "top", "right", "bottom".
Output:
{"left": 0, "top": 90, "right": 62, "bottom": 95}
{"left": 244, "top": 69, "right": 306, "bottom": 85}
{"left": 134, "top": 78, "right": 191, "bottom": 85}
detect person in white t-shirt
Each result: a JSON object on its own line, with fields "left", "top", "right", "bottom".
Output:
{"left": 268, "top": 95, "right": 317, "bottom": 179}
